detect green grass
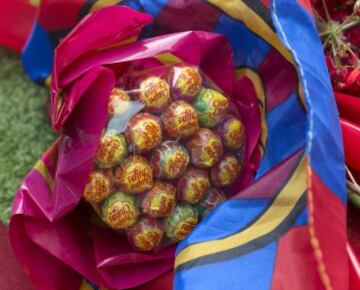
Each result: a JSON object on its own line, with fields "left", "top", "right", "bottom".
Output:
{"left": 0, "top": 47, "right": 56, "bottom": 223}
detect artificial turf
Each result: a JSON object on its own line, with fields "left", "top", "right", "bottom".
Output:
{"left": 0, "top": 47, "right": 56, "bottom": 223}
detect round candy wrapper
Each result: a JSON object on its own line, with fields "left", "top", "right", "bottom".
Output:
{"left": 127, "top": 217, "right": 164, "bottom": 251}
{"left": 161, "top": 100, "right": 199, "bottom": 138}
{"left": 83, "top": 170, "right": 112, "bottom": 203}
{"left": 217, "top": 114, "right": 245, "bottom": 150}
{"left": 151, "top": 141, "right": 189, "bottom": 179}
{"left": 198, "top": 188, "right": 226, "bottom": 218}
{"left": 165, "top": 204, "right": 198, "bottom": 242}
{"left": 114, "top": 155, "right": 153, "bottom": 194}
{"left": 172, "top": 66, "right": 202, "bottom": 100}
{"left": 101, "top": 192, "right": 139, "bottom": 229}
{"left": 186, "top": 128, "right": 223, "bottom": 168}
{"left": 95, "top": 132, "right": 127, "bottom": 168}
{"left": 193, "top": 88, "right": 229, "bottom": 127}
{"left": 211, "top": 154, "right": 242, "bottom": 187}
{"left": 177, "top": 167, "right": 210, "bottom": 204}
{"left": 141, "top": 181, "right": 176, "bottom": 218}
{"left": 139, "top": 77, "right": 170, "bottom": 112}
{"left": 125, "top": 113, "right": 162, "bottom": 153}
{"left": 108, "top": 88, "right": 130, "bottom": 116}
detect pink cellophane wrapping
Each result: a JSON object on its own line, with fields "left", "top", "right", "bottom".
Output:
{"left": 10, "top": 6, "right": 261, "bottom": 290}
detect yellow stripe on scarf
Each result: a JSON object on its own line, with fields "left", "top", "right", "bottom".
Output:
{"left": 175, "top": 156, "right": 307, "bottom": 269}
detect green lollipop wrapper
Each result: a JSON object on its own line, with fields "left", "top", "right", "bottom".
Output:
{"left": 165, "top": 204, "right": 198, "bottom": 242}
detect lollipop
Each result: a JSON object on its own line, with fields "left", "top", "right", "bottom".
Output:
{"left": 172, "top": 66, "right": 202, "bottom": 100}
{"left": 151, "top": 141, "right": 190, "bottom": 179}
{"left": 127, "top": 217, "right": 164, "bottom": 251}
{"left": 193, "top": 88, "right": 229, "bottom": 127}
{"left": 83, "top": 170, "right": 112, "bottom": 203}
{"left": 125, "top": 113, "right": 162, "bottom": 153}
{"left": 161, "top": 100, "right": 199, "bottom": 138}
{"left": 198, "top": 188, "right": 226, "bottom": 218}
{"left": 165, "top": 204, "right": 198, "bottom": 242}
{"left": 177, "top": 167, "right": 210, "bottom": 204}
{"left": 139, "top": 77, "right": 170, "bottom": 112}
{"left": 113, "top": 155, "right": 153, "bottom": 194}
{"left": 95, "top": 132, "right": 127, "bottom": 168}
{"left": 211, "top": 154, "right": 242, "bottom": 187}
{"left": 108, "top": 88, "right": 130, "bottom": 116}
{"left": 186, "top": 128, "right": 223, "bottom": 168}
{"left": 217, "top": 114, "right": 245, "bottom": 150}
{"left": 141, "top": 181, "right": 176, "bottom": 218}
{"left": 101, "top": 192, "right": 139, "bottom": 229}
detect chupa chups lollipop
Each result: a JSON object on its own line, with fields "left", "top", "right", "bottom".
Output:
{"left": 211, "top": 154, "right": 242, "bottom": 187}
{"left": 125, "top": 113, "right": 162, "bottom": 153}
{"left": 217, "top": 114, "right": 245, "bottom": 150}
{"left": 186, "top": 128, "right": 223, "bottom": 168}
{"left": 172, "top": 66, "right": 202, "bottom": 100}
{"left": 95, "top": 132, "right": 127, "bottom": 168}
{"left": 165, "top": 204, "right": 198, "bottom": 242}
{"left": 83, "top": 170, "right": 112, "bottom": 203}
{"left": 101, "top": 191, "right": 139, "bottom": 229}
{"left": 141, "top": 181, "right": 176, "bottom": 218}
{"left": 108, "top": 88, "right": 130, "bottom": 116}
{"left": 151, "top": 140, "right": 190, "bottom": 180}
{"left": 177, "top": 167, "right": 210, "bottom": 204}
{"left": 193, "top": 87, "right": 229, "bottom": 127}
{"left": 113, "top": 155, "right": 153, "bottom": 194}
{"left": 198, "top": 188, "right": 226, "bottom": 218}
{"left": 161, "top": 100, "right": 199, "bottom": 138}
{"left": 139, "top": 76, "right": 170, "bottom": 113}
{"left": 126, "top": 217, "right": 164, "bottom": 251}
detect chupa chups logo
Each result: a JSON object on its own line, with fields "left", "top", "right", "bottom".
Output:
{"left": 87, "top": 176, "right": 107, "bottom": 199}
{"left": 228, "top": 126, "right": 242, "bottom": 143}
{"left": 145, "top": 80, "right": 168, "bottom": 104}
{"left": 178, "top": 69, "right": 201, "bottom": 94}
{"left": 143, "top": 122, "right": 161, "bottom": 147}
{"left": 127, "top": 166, "right": 152, "bottom": 189}
{"left": 221, "top": 158, "right": 240, "bottom": 180}
{"left": 189, "top": 179, "right": 208, "bottom": 201}
{"left": 204, "top": 139, "right": 222, "bottom": 160}
{"left": 212, "top": 98, "right": 228, "bottom": 117}
{"left": 134, "top": 229, "right": 162, "bottom": 251}
{"left": 150, "top": 193, "right": 174, "bottom": 216}
{"left": 178, "top": 109, "right": 197, "bottom": 132}
{"left": 97, "top": 136, "right": 121, "bottom": 162}
{"left": 175, "top": 217, "right": 197, "bottom": 240}
{"left": 109, "top": 91, "right": 128, "bottom": 114}
{"left": 108, "top": 203, "right": 135, "bottom": 225}
{"left": 167, "top": 151, "right": 187, "bottom": 175}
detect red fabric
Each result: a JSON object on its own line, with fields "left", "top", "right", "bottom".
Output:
{"left": 0, "top": 0, "right": 37, "bottom": 51}
{"left": 153, "top": 0, "right": 221, "bottom": 36}
{"left": 348, "top": 203, "right": 360, "bottom": 290}
{"left": 38, "top": 0, "right": 83, "bottom": 31}
{"left": 271, "top": 226, "right": 324, "bottom": 290}
{"left": 297, "top": 0, "right": 313, "bottom": 16}
{"left": 0, "top": 222, "right": 33, "bottom": 289}
{"left": 341, "top": 119, "right": 360, "bottom": 173}
{"left": 311, "top": 171, "right": 348, "bottom": 290}
{"left": 336, "top": 93, "right": 360, "bottom": 126}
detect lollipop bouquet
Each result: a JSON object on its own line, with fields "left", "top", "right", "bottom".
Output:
{"left": 83, "top": 65, "right": 246, "bottom": 251}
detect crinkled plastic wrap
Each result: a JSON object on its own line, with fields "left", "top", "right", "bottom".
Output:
{"left": 82, "top": 64, "right": 246, "bottom": 252}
